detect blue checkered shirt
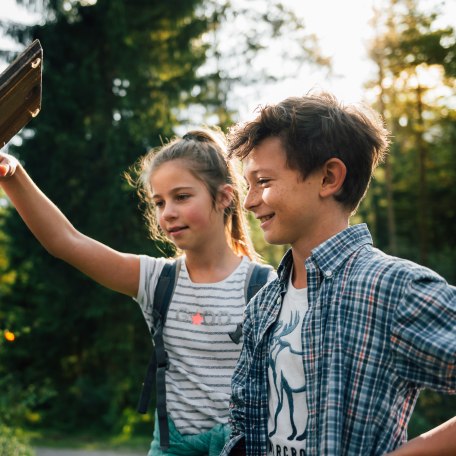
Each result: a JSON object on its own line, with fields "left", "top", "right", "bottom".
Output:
{"left": 222, "top": 224, "right": 456, "bottom": 455}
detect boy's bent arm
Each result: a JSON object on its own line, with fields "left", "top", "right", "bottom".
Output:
{"left": 391, "top": 275, "right": 456, "bottom": 391}
{"left": 386, "top": 416, "right": 456, "bottom": 456}
{"left": 0, "top": 159, "right": 140, "bottom": 297}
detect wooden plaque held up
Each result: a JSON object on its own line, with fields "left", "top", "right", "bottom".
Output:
{"left": 0, "top": 39, "right": 43, "bottom": 148}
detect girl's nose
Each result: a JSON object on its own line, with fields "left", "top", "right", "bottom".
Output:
{"left": 161, "top": 203, "right": 177, "bottom": 221}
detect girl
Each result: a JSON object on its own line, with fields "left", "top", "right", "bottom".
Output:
{"left": 0, "top": 129, "right": 275, "bottom": 455}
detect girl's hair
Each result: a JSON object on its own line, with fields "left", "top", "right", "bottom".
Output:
{"left": 128, "top": 128, "right": 258, "bottom": 260}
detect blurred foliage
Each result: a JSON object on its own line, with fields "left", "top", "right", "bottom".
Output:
{"left": 0, "top": 374, "right": 49, "bottom": 455}
{"left": 408, "top": 390, "right": 456, "bottom": 438}
{"left": 0, "top": 191, "right": 16, "bottom": 296}
{"left": 0, "top": 374, "right": 56, "bottom": 428}
{"left": 364, "top": 0, "right": 456, "bottom": 279}
{"left": 0, "top": 425, "right": 35, "bottom": 456}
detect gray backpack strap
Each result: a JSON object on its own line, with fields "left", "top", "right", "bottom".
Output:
{"left": 137, "top": 257, "right": 182, "bottom": 450}
{"left": 245, "top": 262, "right": 273, "bottom": 302}
{"left": 229, "top": 262, "right": 272, "bottom": 344}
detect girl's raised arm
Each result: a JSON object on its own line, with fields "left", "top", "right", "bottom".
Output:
{"left": 0, "top": 152, "right": 140, "bottom": 297}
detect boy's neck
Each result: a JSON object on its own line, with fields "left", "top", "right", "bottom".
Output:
{"left": 291, "top": 217, "right": 349, "bottom": 289}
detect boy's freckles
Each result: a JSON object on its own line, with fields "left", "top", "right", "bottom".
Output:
{"left": 242, "top": 136, "right": 323, "bottom": 248}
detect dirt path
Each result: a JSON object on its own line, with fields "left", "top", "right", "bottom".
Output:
{"left": 34, "top": 448, "right": 144, "bottom": 456}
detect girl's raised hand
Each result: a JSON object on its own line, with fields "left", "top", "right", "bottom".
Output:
{"left": 0, "top": 150, "right": 140, "bottom": 297}
{"left": 0, "top": 153, "right": 19, "bottom": 179}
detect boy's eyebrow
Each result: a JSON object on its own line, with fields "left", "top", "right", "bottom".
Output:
{"left": 243, "top": 167, "right": 274, "bottom": 179}
{"left": 152, "top": 186, "right": 194, "bottom": 199}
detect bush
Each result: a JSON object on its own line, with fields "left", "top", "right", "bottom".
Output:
{"left": 0, "top": 425, "right": 35, "bottom": 456}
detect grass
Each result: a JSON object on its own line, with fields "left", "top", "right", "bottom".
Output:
{"left": 30, "top": 430, "right": 151, "bottom": 452}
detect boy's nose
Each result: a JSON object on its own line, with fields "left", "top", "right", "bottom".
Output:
{"left": 243, "top": 188, "right": 259, "bottom": 212}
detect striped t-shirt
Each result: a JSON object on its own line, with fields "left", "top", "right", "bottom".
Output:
{"left": 136, "top": 255, "right": 274, "bottom": 435}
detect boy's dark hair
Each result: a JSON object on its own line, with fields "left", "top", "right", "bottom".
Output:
{"left": 228, "top": 92, "right": 390, "bottom": 211}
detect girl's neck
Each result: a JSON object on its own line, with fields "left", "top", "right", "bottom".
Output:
{"left": 184, "top": 245, "right": 242, "bottom": 283}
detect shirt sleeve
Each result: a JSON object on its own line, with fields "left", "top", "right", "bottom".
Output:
{"left": 390, "top": 273, "right": 456, "bottom": 392}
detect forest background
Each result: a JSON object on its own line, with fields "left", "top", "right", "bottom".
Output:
{"left": 0, "top": 0, "right": 455, "bottom": 452}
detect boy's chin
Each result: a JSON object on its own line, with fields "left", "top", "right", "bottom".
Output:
{"left": 263, "top": 233, "right": 289, "bottom": 246}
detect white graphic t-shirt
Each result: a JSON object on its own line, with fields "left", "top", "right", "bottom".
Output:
{"left": 267, "top": 272, "right": 308, "bottom": 455}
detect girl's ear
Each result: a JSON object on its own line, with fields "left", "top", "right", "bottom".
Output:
{"left": 320, "top": 158, "right": 347, "bottom": 198}
{"left": 217, "top": 184, "right": 234, "bottom": 210}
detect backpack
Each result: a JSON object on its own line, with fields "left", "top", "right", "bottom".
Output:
{"left": 137, "top": 258, "right": 272, "bottom": 450}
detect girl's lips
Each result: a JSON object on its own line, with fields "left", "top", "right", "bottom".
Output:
{"left": 168, "top": 226, "right": 188, "bottom": 236}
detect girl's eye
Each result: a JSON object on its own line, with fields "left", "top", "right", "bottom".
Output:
{"left": 176, "top": 194, "right": 190, "bottom": 201}
{"left": 154, "top": 200, "right": 164, "bottom": 209}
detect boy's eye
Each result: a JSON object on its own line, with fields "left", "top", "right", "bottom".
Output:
{"left": 257, "top": 178, "right": 270, "bottom": 186}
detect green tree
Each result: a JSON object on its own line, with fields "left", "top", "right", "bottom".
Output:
{"left": 364, "top": 0, "right": 456, "bottom": 271}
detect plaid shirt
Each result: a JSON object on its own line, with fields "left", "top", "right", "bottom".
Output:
{"left": 223, "top": 224, "right": 456, "bottom": 456}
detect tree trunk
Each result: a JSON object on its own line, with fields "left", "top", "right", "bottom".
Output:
{"left": 416, "top": 82, "right": 429, "bottom": 265}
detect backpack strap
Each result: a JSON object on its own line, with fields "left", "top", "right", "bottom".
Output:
{"left": 137, "top": 258, "right": 181, "bottom": 450}
{"left": 245, "top": 262, "right": 273, "bottom": 303}
{"left": 229, "top": 262, "right": 272, "bottom": 344}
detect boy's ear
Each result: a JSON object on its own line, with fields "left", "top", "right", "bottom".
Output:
{"left": 217, "top": 184, "right": 234, "bottom": 210}
{"left": 320, "top": 158, "right": 347, "bottom": 198}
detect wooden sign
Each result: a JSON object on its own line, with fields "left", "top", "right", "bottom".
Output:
{"left": 0, "top": 39, "right": 43, "bottom": 148}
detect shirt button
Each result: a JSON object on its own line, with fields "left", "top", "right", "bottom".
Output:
{"left": 324, "top": 270, "right": 333, "bottom": 278}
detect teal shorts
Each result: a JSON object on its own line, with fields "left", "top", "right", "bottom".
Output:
{"left": 148, "top": 411, "right": 230, "bottom": 456}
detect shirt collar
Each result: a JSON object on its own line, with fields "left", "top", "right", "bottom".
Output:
{"left": 277, "top": 224, "right": 373, "bottom": 283}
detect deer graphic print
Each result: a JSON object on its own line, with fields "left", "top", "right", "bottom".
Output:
{"left": 267, "top": 283, "right": 308, "bottom": 455}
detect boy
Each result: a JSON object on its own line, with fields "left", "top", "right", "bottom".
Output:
{"left": 222, "top": 92, "right": 455, "bottom": 455}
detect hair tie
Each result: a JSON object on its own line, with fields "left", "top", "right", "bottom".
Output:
{"left": 182, "top": 133, "right": 196, "bottom": 141}
{"left": 182, "top": 131, "right": 212, "bottom": 143}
